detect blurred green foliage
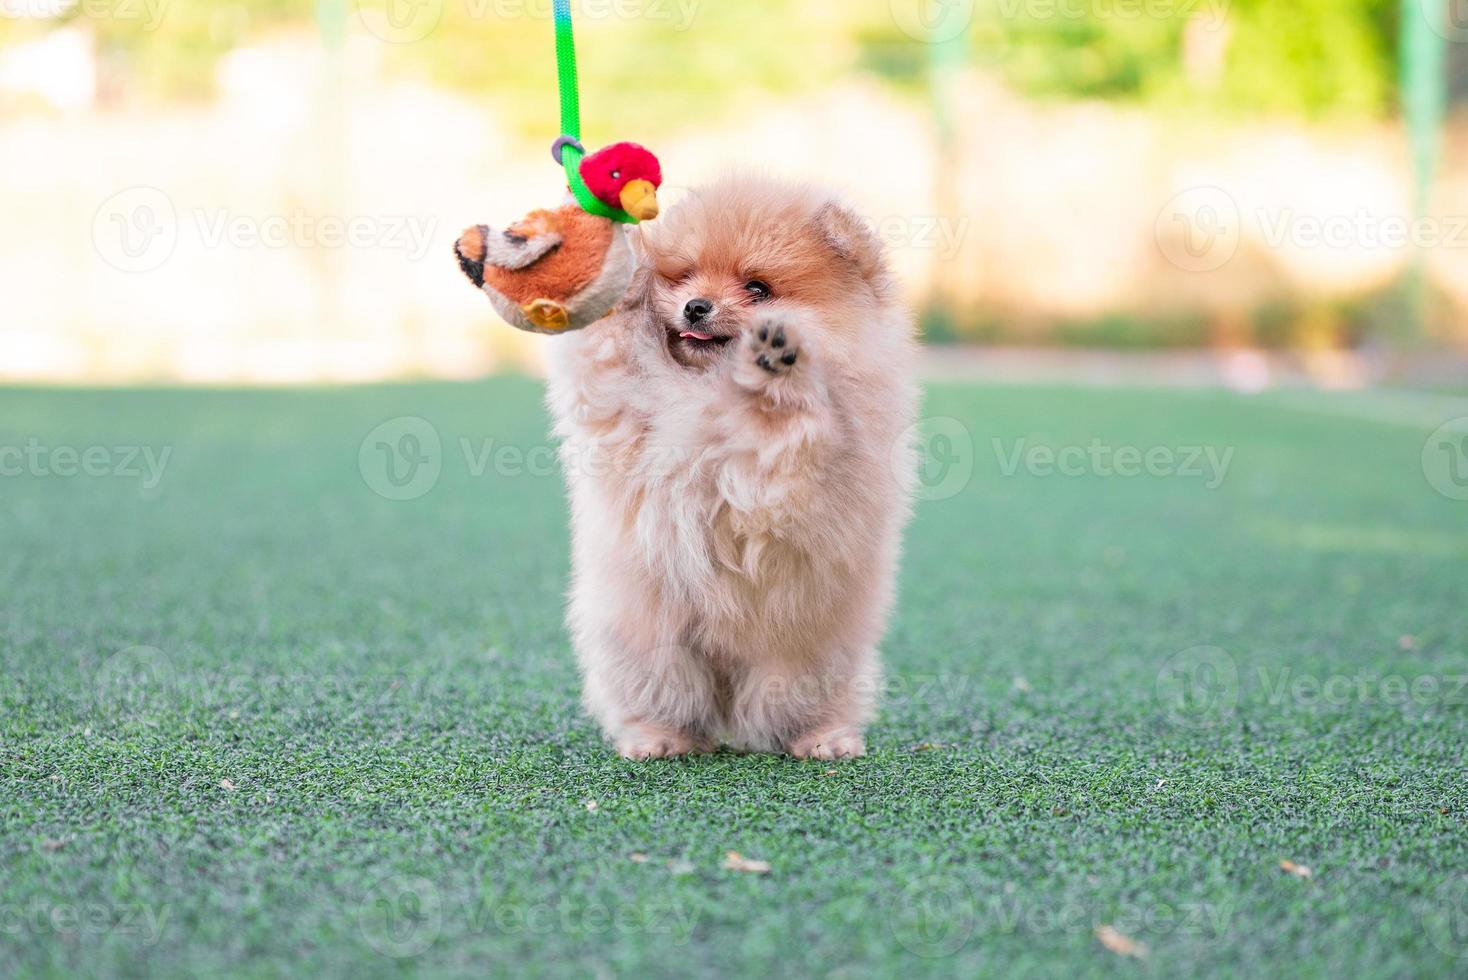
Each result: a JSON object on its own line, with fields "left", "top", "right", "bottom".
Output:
{"left": 1211, "top": 0, "right": 1399, "bottom": 118}
{"left": 410, "top": 0, "right": 857, "bottom": 137}
{"left": 40, "top": 0, "right": 309, "bottom": 102}
{"left": 859, "top": 0, "right": 1401, "bottom": 120}
{"left": 0, "top": 0, "right": 1408, "bottom": 123}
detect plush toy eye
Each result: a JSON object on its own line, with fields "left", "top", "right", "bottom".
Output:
{"left": 745, "top": 280, "right": 772, "bottom": 301}
{"left": 611, "top": 170, "right": 621, "bottom": 180}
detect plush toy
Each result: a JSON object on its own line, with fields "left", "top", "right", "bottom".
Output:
{"left": 453, "top": 142, "right": 662, "bottom": 334}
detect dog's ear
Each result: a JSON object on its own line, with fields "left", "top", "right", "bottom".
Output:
{"left": 620, "top": 226, "right": 657, "bottom": 311}
{"left": 813, "top": 200, "right": 888, "bottom": 287}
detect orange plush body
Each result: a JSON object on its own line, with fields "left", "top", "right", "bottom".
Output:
{"left": 479, "top": 207, "right": 614, "bottom": 307}
{"left": 454, "top": 143, "right": 662, "bottom": 335}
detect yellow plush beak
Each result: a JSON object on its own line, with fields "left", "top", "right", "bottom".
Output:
{"left": 619, "top": 179, "right": 659, "bottom": 222}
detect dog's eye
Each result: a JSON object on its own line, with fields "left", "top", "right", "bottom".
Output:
{"left": 745, "top": 280, "right": 772, "bottom": 301}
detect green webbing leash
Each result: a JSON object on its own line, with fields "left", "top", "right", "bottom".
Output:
{"left": 1401, "top": 0, "right": 1447, "bottom": 342}
{"left": 552, "top": 0, "right": 639, "bottom": 223}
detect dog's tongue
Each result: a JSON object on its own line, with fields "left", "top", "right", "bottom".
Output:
{"left": 679, "top": 330, "right": 716, "bottom": 341}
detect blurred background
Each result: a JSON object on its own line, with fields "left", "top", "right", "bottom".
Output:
{"left": 3, "top": 0, "right": 1468, "bottom": 385}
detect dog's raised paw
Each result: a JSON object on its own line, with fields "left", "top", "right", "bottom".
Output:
{"left": 748, "top": 318, "right": 800, "bottom": 376}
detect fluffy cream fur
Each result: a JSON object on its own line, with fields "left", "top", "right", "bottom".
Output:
{"left": 544, "top": 176, "right": 919, "bottom": 760}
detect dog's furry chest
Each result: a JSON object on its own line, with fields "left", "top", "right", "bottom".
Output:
{"left": 545, "top": 324, "right": 878, "bottom": 652}
{"left": 567, "top": 421, "right": 811, "bottom": 592}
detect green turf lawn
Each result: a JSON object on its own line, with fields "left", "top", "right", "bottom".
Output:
{"left": 2, "top": 379, "right": 1466, "bottom": 979}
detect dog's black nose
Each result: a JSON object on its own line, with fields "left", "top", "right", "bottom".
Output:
{"left": 684, "top": 298, "right": 714, "bottom": 324}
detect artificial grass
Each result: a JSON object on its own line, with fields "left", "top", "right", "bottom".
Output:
{"left": 2, "top": 379, "right": 1465, "bottom": 978}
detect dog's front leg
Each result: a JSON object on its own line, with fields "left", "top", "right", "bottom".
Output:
{"left": 702, "top": 310, "right": 841, "bottom": 539}
{"left": 577, "top": 625, "right": 720, "bottom": 760}
{"left": 729, "top": 310, "right": 829, "bottom": 416}
{"left": 707, "top": 311, "right": 877, "bottom": 758}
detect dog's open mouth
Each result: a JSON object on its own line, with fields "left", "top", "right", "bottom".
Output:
{"left": 666, "top": 324, "right": 734, "bottom": 368}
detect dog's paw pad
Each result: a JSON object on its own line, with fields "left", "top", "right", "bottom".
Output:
{"left": 749, "top": 320, "right": 799, "bottom": 375}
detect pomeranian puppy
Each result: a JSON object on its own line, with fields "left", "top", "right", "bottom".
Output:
{"left": 544, "top": 175, "right": 918, "bottom": 760}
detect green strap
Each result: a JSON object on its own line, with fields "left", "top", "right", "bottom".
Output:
{"left": 554, "top": 0, "right": 638, "bottom": 223}
{"left": 1400, "top": 0, "right": 1447, "bottom": 342}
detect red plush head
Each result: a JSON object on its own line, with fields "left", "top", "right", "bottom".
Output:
{"left": 579, "top": 142, "right": 662, "bottom": 221}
